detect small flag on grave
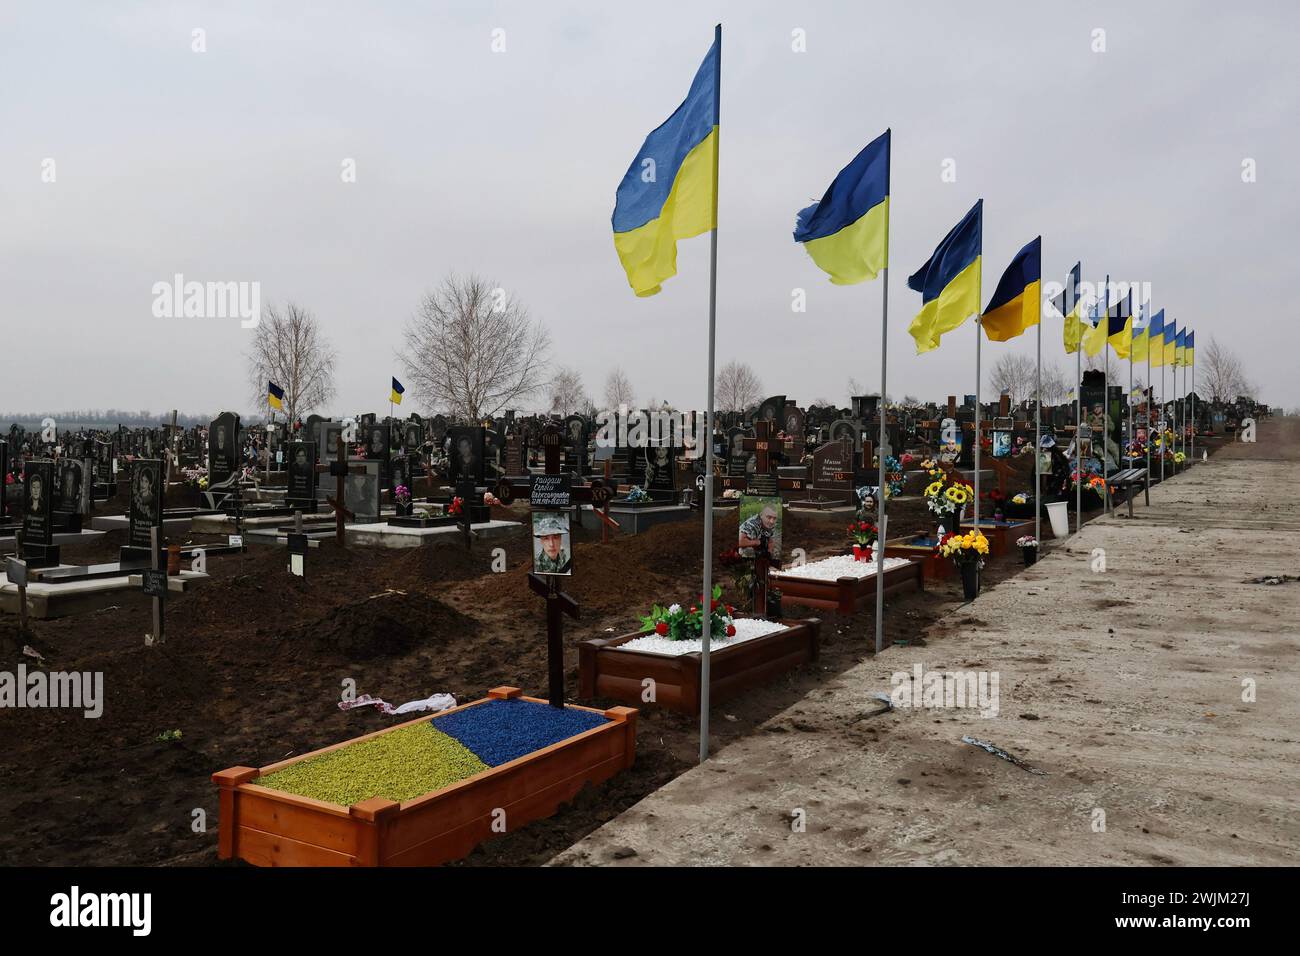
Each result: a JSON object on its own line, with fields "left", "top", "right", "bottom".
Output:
{"left": 268, "top": 381, "right": 285, "bottom": 411}
{"left": 907, "top": 199, "right": 982, "bottom": 354}
{"left": 1055, "top": 261, "right": 1084, "bottom": 354}
{"left": 980, "top": 235, "right": 1041, "bottom": 342}
{"left": 390, "top": 377, "right": 405, "bottom": 405}
{"left": 792, "top": 129, "right": 890, "bottom": 285}
{"left": 611, "top": 32, "right": 719, "bottom": 297}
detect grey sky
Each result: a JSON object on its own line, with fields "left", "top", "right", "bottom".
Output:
{"left": 3, "top": 0, "right": 1296, "bottom": 420}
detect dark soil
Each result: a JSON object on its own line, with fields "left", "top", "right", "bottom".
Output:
{"left": 0, "top": 443, "right": 1224, "bottom": 867}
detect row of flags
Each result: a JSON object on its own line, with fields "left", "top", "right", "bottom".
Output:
{"left": 266, "top": 377, "right": 406, "bottom": 414}
{"left": 610, "top": 32, "right": 1195, "bottom": 370}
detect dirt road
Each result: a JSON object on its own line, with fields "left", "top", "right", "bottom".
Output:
{"left": 553, "top": 420, "right": 1300, "bottom": 866}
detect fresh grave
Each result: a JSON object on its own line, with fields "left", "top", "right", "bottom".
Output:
{"left": 771, "top": 551, "right": 923, "bottom": 616}
{"left": 578, "top": 584, "right": 821, "bottom": 714}
{"left": 214, "top": 687, "right": 637, "bottom": 867}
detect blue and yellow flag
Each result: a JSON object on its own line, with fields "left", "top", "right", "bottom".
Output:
{"left": 907, "top": 200, "right": 982, "bottom": 354}
{"left": 1164, "top": 319, "right": 1178, "bottom": 366}
{"left": 268, "top": 381, "right": 285, "bottom": 412}
{"left": 1082, "top": 292, "right": 1108, "bottom": 358}
{"left": 1174, "top": 327, "right": 1187, "bottom": 367}
{"left": 981, "top": 236, "right": 1041, "bottom": 342}
{"left": 612, "top": 30, "right": 720, "bottom": 297}
{"left": 1131, "top": 302, "right": 1151, "bottom": 363}
{"left": 1053, "top": 262, "right": 1084, "bottom": 354}
{"left": 1186, "top": 331, "right": 1195, "bottom": 365}
{"left": 793, "top": 129, "right": 890, "bottom": 284}
{"left": 1147, "top": 309, "right": 1166, "bottom": 367}
{"left": 1107, "top": 289, "right": 1133, "bottom": 359}
{"left": 391, "top": 377, "right": 405, "bottom": 405}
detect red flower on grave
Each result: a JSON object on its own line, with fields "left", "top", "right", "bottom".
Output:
{"left": 655, "top": 621, "right": 669, "bottom": 636}
{"left": 710, "top": 599, "right": 720, "bottom": 611}
{"left": 690, "top": 606, "right": 698, "bottom": 614}
{"left": 725, "top": 624, "right": 736, "bottom": 637}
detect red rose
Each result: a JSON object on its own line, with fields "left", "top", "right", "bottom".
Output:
{"left": 726, "top": 624, "right": 736, "bottom": 637}
{"left": 690, "top": 606, "right": 697, "bottom": 614}
{"left": 655, "top": 621, "right": 668, "bottom": 635}
{"left": 710, "top": 599, "right": 719, "bottom": 610}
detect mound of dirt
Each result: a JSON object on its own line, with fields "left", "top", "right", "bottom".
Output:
{"left": 287, "top": 589, "right": 481, "bottom": 659}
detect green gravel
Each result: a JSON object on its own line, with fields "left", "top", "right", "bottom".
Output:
{"left": 254, "top": 722, "right": 489, "bottom": 806}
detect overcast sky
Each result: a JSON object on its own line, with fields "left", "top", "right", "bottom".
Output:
{"left": 3, "top": 0, "right": 1296, "bottom": 421}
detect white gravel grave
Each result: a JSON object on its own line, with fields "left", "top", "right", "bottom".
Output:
{"left": 620, "top": 617, "right": 789, "bottom": 657}
{"left": 772, "top": 554, "right": 912, "bottom": 582}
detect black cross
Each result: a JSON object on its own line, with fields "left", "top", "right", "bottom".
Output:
{"left": 528, "top": 572, "right": 579, "bottom": 708}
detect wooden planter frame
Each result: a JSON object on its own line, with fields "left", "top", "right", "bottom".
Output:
{"left": 770, "top": 557, "right": 923, "bottom": 615}
{"left": 883, "top": 534, "right": 952, "bottom": 581}
{"left": 578, "top": 617, "right": 820, "bottom": 715}
{"left": 958, "top": 518, "right": 1035, "bottom": 558}
{"left": 212, "top": 687, "right": 636, "bottom": 867}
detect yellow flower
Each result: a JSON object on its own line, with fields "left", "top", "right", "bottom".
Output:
{"left": 925, "top": 481, "right": 943, "bottom": 497}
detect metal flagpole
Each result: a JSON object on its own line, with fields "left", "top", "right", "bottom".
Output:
{"left": 1191, "top": 349, "right": 1196, "bottom": 463}
{"left": 698, "top": 22, "right": 721, "bottom": 765}
{"left": 874, "top": 266, "right": 889, "bottom": 653}
{"left": 1146, "top": 315, "right": 1151, "bottom": 485}
{"left": 1102, "top": 275, "right": 1109, "bottom": 514}
{"left": 973, "top": 261, "right": 982, "bottom": 542}
{"left": 1034, "top": 274, "right": 1042, "bottom": 546}
{"left": 1075, "top": 295, "right": 1082, "bottom": 531}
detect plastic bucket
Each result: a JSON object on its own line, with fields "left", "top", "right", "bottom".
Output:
{"left": 1045, "top": 501, "right": 1069, "bottom": 538}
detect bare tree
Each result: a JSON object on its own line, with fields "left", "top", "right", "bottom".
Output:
{"left": 603, "top": 367, "right": 635, "bottom": 409}
{"left": 1200, "top": 336, "right": 1249, "bottom": 402}
{"left": 246, "top": 301, "right": 336, "bottom": 422}
{"left": 716, "top": 360, "right": 762, "bottom": 412}
{"left": 548, "top": 366, "right": 588, "bottom": 416}
{"left": 1040, "top": 363, "right": 1070, "bottom": 405}
{"left": 988, "top": 353, "right": 1036, "bottom": 406}
{"left": 400, "top": 274, "right": 550, "bottom": 420}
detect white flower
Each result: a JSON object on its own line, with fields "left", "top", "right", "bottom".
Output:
{"left": 668, "top": 603, "right": 681, "bottom": 615}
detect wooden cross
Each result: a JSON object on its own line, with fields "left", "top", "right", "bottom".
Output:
{"left": 316, "top": 435, "right": 368, "bottom": 546}
{"left": 740, "top": 419, "right": 777, "bottom": 477}
{"left": 528, "top": 572, "right": 579, "bottom": 708}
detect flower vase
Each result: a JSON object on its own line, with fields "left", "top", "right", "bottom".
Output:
{"left": 1021, "top": 545, "right": 1037, "bottom": 567}
{"left": 852, "top": 544, "right": 862, "bottom": 561}
{"left": 396, "top": 501, "right": 413, "bottom": 517}
{"left": 959, "top": 562, "right": 980, "bottom": 601}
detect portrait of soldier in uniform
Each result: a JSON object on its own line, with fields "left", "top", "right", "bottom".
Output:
{"left": 532, "top": 512, "right": 572, "bottom": 575}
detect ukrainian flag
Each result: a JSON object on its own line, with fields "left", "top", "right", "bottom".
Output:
{"left": 612, "top": 30, "right": 719, "bottom": 297}
{"left": 793, "top": 129, "right": 890, "bottom": 284}
{"left": 1082, "top": 293, "right": 1108, "bottom": 358}
{"left": 1164, "top": 319, "right": 1178, "bottom": 366}
{"left": 268, "top": 381, "right": 285, "bottom": 412}
{"left": 1148, "top": 309, "right": 1166, "bottom": 368}
{"left": 1053, "top": 262, "right": 1084, "bottom": 354}
{"left": 1107, "top": 289, "right": 1133, "bottom": 360}
{"left": 1175, "top": 327, "right": 1187, "bottom": 367}
{"left": 1186, "top": 331, "right": 1195, "bottom": 365}
{"left": 1131, "top": 303, "right": 1152, "bottom": 363}
{"left": 981, "top": 236, "right": 1041, "bottom": 342}
{"left": 907, "top": 200, "right": 982, "bottom": 354}
{"left": 390, "top": 377, "right": 405, "bottom": 406}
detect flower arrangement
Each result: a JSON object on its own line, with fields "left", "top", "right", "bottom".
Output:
{"left": 1016, "top": 535, "right": 1038, "bottom": 548}
{"left": 722, "top": 488, "right": 742, "bottom": 499}
{"left": 939, "top": 530, "right": 989, "bottom": 568}
{"left": 1012, "top": 492, "right": 1027, "bottom": 505}
{"left": 847, "top": 520, "right": 878, "bottom": 548}
{"left": 483, "top": 491, "right": 502, "bottom": 507}
{"left": 447, "top": 496, "right": 463, "bottom": 516}
{"left": 718, "top": 547, "right": 754, "bottom": 597}
{"left": 181, "top": 465, "right": 208, "bottom": 489}
{"left": 640, "top": 585, "right": 736, "bottom": 641}
{"left": 626, "top": 486, "right": 650, "bottom": 503}
{"left": 1071, "top": 471, "right": 1108, "bottom": 496}
{"left": 900, "top": 452, "right": 915, "bottom": 469}
{"left": 923, "top": 468, "right": 974, "bottom": 518}
{"left": 1173, "top": 451, "right": 1186, "bottom": 464}
{"left": 394, "top": 484, "right": 412, "bottom": 507}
